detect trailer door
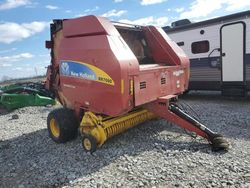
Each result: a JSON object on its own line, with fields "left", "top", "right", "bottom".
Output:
{"left": 220, "top": 22, "right": 245, "bottom": 83}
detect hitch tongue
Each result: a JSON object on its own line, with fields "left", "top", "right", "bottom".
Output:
{"left": 169, "top": 103, "right": 230, "bottom": 151}
{"left": 146, "top": 98, "right": 230, "bottom": 151}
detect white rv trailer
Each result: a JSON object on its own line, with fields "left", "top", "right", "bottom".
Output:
{"left": 163, "top": 10, "right": 250, "bottom": 96}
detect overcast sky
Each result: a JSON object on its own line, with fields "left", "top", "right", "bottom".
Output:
{"left": 0, "top": 0, "right": 250, "bottom": 79}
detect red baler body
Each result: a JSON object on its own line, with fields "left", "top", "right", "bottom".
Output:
{"left": 46, "top": 15, "right": 229, "bottom": 152}
{"left": 46, "top": 16, "right": 189, "bottom": 117}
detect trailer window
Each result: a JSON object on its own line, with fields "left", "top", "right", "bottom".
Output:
{"left": 191, "top": 40, "right": 209, "bottom": 54}
{"left": 177, "top": 42, "right": 184, "bottom": 46}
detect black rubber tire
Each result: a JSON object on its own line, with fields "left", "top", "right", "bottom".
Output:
{"left": 47, "top": 108, "right": 79, "bottom": 143}
{"left": 82, "top": 134, "right": 97, "bottom": 153}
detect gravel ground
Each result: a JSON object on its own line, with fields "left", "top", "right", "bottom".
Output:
{"left": 0, "top": 91, "right": 250, "bottom": 188}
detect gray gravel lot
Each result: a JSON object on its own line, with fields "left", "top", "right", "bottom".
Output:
{"left": 0, "top": 91, "right": 250, "bottom": 188}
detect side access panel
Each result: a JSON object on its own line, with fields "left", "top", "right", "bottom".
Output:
{"left": 134, "top": 66, "right": 187, "bottom": 106}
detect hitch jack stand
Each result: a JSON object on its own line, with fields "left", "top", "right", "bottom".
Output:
{"left": 146, "top": 96, "right": 229, "bottom": 151}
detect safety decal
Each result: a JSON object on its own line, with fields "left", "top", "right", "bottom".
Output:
{"left": 60, "top": 61, "right": 114, "bottom": 86}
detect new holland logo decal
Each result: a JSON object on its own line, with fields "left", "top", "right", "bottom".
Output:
{"left": 60, "top": 61, "right": 114, "bottom": 86}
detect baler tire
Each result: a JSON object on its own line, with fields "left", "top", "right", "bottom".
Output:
{"left": 47, "top": 108, "right": 78, "bottom": 143}
{"left": 82, "top": 134, "right": 97, "bottom": 153}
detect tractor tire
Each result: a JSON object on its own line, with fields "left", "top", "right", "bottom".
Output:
{"left": 47, "top": 108, "right": 78, "bottom": 143}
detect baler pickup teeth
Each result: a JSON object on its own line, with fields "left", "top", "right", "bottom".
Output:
{"left": 80, "top": 109, "right": 156, "bottom": 152}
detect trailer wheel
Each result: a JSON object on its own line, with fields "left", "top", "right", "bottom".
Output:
{"left": 82, "top": 134, "right": 97, "bottom": 153}
{"left": 47, "top": 108, "right": 78, "bottom": 143}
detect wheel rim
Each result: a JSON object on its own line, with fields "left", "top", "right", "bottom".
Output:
{"left": 83, "top": 138, "right": 92, "bottom": 151}
{"left": 50, "top": 118, "right": 60, "bottom": 138}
